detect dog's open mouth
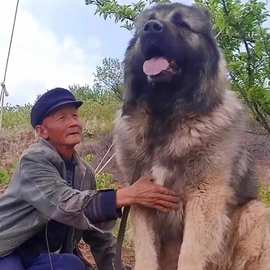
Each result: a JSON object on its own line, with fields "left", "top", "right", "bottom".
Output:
{"left": 142, "top": 57, "right": 180, "bottom": 82}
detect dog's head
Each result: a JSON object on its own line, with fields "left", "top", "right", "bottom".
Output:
{"left": 123, "top": 3, "right": 226, "bottom": 116}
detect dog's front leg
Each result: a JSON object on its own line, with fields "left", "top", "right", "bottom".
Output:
{"left": 132, "top": 207, "right": 159, "bottom": 270}
{"left": 178, "top": 182, "right": 232, "bottom": 270}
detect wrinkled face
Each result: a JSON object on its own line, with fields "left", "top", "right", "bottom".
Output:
{"left": 37, "top": 106, "right": 82, "bottom": 148}
{"left": 125, "top": 3, "right": 219, "bottom": 88}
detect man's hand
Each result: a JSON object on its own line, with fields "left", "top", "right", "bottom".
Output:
{"left": 116, "top": 176, "right": 179, "bottom": 212}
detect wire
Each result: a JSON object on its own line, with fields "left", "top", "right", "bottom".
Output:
{"left": 96, "top": 153, "right": 116, "bottom": 176}
{"left": 2, "top": 0, "right": 20, "bottom": 85}
{"left": 95, "top": 143, "right": 114, "bottom": 173}
{"left": 0, "top": 0, "right": 20, "bottom": 129}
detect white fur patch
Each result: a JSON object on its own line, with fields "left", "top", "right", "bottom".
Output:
{"left": 132, "top": 208, "right": 159, "bottom": 270}
{"left": 151, "top": 165, "right": 169, "bottom": 185}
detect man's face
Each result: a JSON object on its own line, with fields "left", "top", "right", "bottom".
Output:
{"left": 37, "top": 105, "right": 82, "bottom": 148}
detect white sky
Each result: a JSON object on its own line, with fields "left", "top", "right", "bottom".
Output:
{"left": 0, "top": 0, "right": 269, "bottom": 105}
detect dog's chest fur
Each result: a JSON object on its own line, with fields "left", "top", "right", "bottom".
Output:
{"left": 115, "top": 91, "right": 242, "bottom": 185}
{"left": 114, "top": 91, "right": 245, "bottom": 229}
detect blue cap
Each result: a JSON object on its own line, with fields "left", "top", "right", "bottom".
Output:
{"left": 31, "top": 87, "right": 83, "bottom": 128}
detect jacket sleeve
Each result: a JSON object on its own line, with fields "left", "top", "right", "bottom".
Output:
{"left": 18, "top": 151, "right": 97, "bottom": 230}
{"left": 83, "top": 224, "right": 117, "bottom": 270}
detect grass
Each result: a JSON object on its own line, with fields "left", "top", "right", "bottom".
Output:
{"left": 2, "top": 104, "right": 32, "bottom": 129}
{"left": 2, "top": 96, "right": 120, "bottom": 136}
{"left": 95, "top": 172, "right": 117, "bottom": 190}
{"left": 0, "top": 168, "right": 9, "bottom": 185}
{"left": 80, "top": 98, "right": 120, "bottom": 137}
{"left": 259, "top": 184, "right": 270, "bottom": 206}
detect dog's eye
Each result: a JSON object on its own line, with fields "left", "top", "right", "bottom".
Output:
{"left": 172, "top": 13, "right": 190, "bottom": 29}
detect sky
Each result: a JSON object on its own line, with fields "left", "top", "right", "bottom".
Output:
{"left": 0, "top": 0, "right": 133, "bottom": 105}
{"left": 0, "top": 0, "right": 269, "bottom": 105}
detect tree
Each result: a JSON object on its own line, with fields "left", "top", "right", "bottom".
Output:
{"left": 92, "top": 57, "right": 124, "bottom": 100}
{"left": 85, "top": 0, "right": 270, "bottom": 132}
{"left": 195, "top": 0, "right": 270, "bottom": 132}
{"left": 69, "top": 58, "right": 123, "bottom": 103}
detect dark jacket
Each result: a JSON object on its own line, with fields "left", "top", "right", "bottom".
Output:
{"left": 0, "top": 139, "right": 116, "bottom": 269}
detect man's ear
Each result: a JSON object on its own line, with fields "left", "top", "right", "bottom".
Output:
{"left": 35, "top": 124, "right": 49, "bottom": 139}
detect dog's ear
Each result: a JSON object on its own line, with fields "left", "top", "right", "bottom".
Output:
{"left": 200, "top": 7, "right": 211, "bottom": 20}
{"left": 192, "top": 4, "right": 211, "bottom": 20}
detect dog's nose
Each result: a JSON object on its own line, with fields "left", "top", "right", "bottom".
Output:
{"left": 143, "top": 20, "right": 163, "bottom": 33}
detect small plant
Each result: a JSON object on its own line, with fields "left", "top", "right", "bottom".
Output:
{"left": 0, "top": 168, "right": 10, "bottom": 185}
{"left": 259, "top": 184, "right": 270, "bottom": 205}
{"left": 83, "top": 154, "right": 95, "bottom": 164}
{"left": 95, "top": 172, "right": 116, "bottom": 190}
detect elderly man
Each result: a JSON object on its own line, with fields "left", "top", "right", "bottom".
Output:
{"left": 0, "top": 88, "right": 179, "bottom": 270}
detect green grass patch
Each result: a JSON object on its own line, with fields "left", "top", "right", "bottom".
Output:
{"left": 0, "top": 168, "right": 10, "bottom": 185}
{"left": 96, "top": 172, "right": 116, "bottom": 190}
{"left": 2, "top": 104, "right": 31, "bottom": 129}
{"left": 259, "top": 184, "right": 270, "bottom": 205}
{"left": 80, "top": 98, "right": 120, "bottom": 137}
{"left": 83, "top": 153, "right": 95, "bottom": 164}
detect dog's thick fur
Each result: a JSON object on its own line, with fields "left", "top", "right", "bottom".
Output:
{"left": 113, "top": 3, "right": 270, "bottom": 270}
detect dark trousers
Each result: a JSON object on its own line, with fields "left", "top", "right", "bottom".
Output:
{"left": 0, "top": 252, "right": 88, "bottom": 270}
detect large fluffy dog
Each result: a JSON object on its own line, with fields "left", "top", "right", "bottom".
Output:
{"left": 113, "top": 3, "right": 270, "bottom": 270}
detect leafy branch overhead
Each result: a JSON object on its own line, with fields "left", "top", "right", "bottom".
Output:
{"left": 85, "top": 0, "right": 270, "bottom": 132}
{"left": 196, "top": 0, "right": 270, "bottom": 132}
{"left": 85, "top": 0, "right": 169, "bottom": 30}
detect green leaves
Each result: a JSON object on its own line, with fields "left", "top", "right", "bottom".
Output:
{"left": 0, "top": 168, "right": 9, "bottom": 185}
{"left": 195, "top": 0, "right": 270, "bottom": 132}
{"left": 92, "top": 57, "right": 124, "bottom": 101}
{"left": 85, "top": 0, "right": 170, "bottom": 30}
{"left": 96, "top": 172, "right": 116, "bottom": 189}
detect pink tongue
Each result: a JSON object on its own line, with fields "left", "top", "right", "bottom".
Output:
{"left": 143, "top": 57, "right": 169, "bottom": 76}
